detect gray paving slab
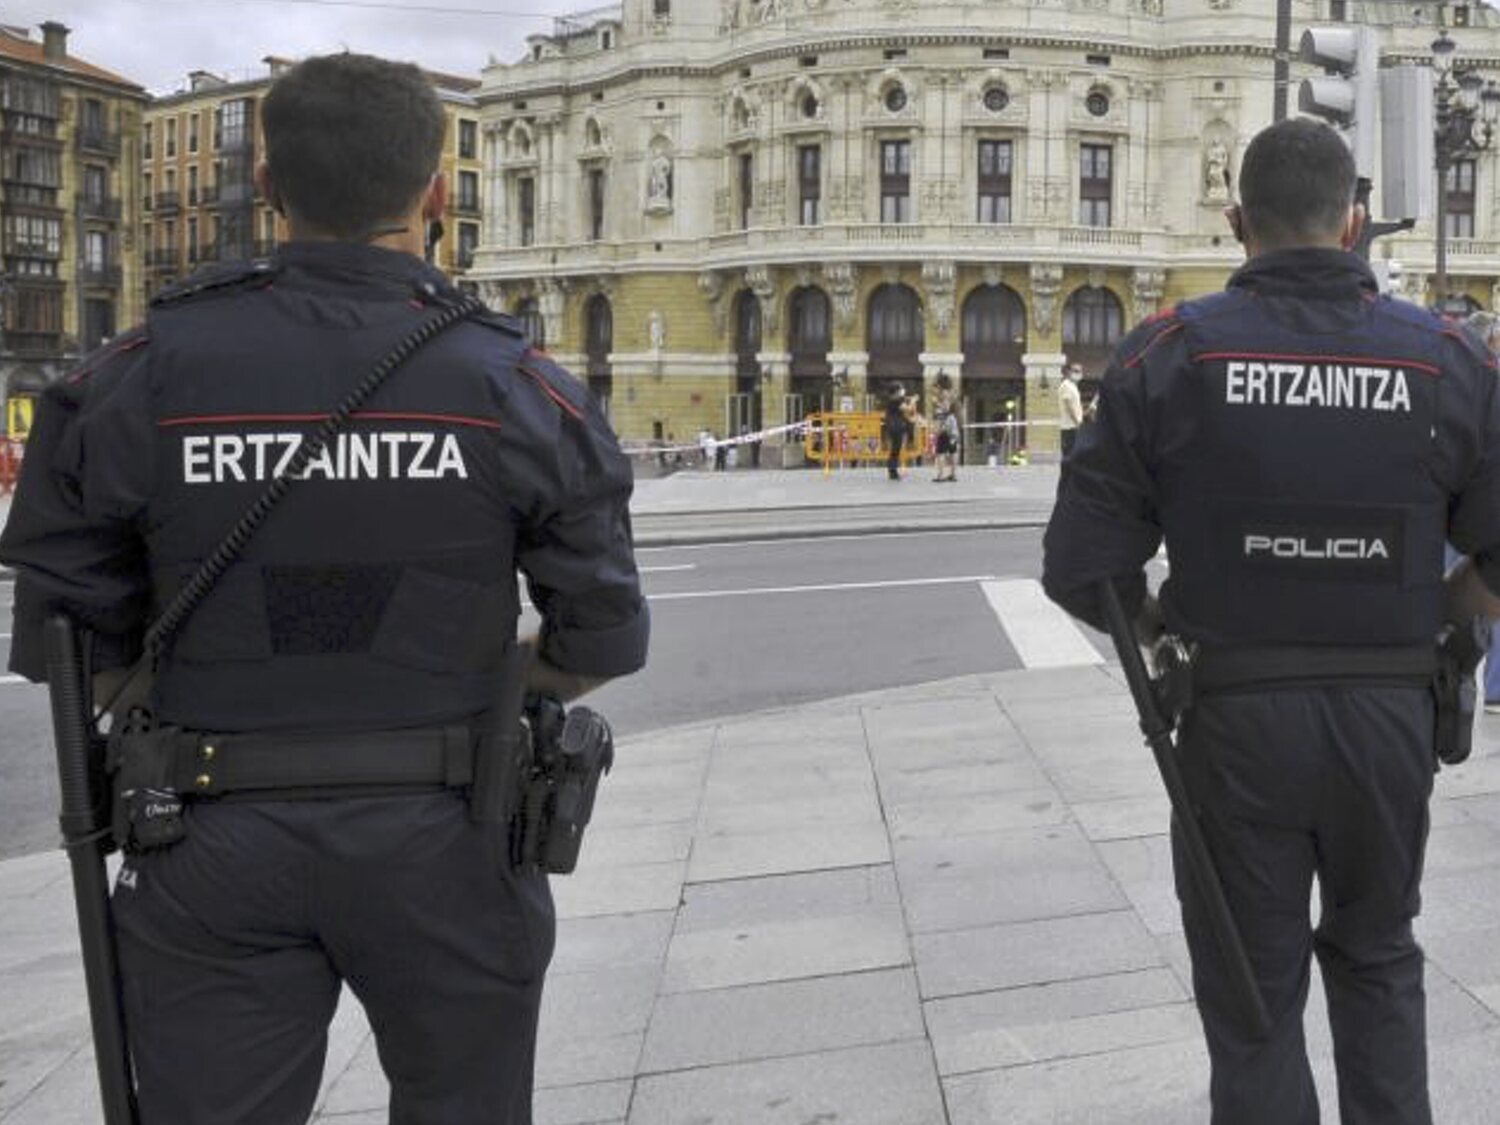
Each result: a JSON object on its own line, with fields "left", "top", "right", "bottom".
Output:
{"left": 535, "top": 1081, "right": 632, "bottom": 1125}
{"left": 922, "top": 968, "right": 1190, "bottom": 1077}
{"left": 914, "top": 910, "right": 1165, "bottom": 1000}
{"left": 684, "top": 818, "right": 891, "bottom": 883}
{"left": 638, "top": 967, "right": 924, "bottom": 1074}
{"left": 884, "top": 786, "right": 1072, "bottom": 840}
{"left": 552, "top": 859, "right": 686, "bottom": 920}
{"left": 627, "top": 1040, "right": 947, "bottom": 1125}
{"left": 943, "top": 1037, "right": 1213, "bottom": 1125}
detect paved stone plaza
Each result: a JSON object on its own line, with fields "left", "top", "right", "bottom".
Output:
{"left": 6, "top": 665, "right": 1500, "bottom": 1123}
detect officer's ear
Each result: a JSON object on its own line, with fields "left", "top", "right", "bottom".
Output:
{"left": 1341, "top": 202, "right": 1367, "bottom": 252}
{"left": 421, "top": 171, "right": 448, "bottom": 222}
{"left": 1224, "top": 203, "right": 1247, "bottom": 245}
{"left": 254, "top": 162, "right": 285, "bottom": 216}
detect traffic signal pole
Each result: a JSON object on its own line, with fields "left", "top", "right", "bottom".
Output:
{"left": 1274, "top": 0, "right": 1293, "bottom": 121}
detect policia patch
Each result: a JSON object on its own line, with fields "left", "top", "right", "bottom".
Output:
{"left": 1234, "top": 504, "right": 1404, "bottom": 582}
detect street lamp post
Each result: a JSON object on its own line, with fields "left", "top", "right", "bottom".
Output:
{"left": 1430, "top": 28, "right": 1500, "bottom": 314}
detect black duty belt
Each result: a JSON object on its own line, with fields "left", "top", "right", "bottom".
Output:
{"left": 1193, "top": 644, "right": 1437, "bottom": 694}
{"left": 169, "top": 724, "right": 476, "bottom": 798}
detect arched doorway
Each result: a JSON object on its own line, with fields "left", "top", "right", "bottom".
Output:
{"left": 584, "top": 293, "right": 613, "bottom": 414}
{"left": 867, "top": 283, "right": 923, "bottom": 407}
{"left": 515, "top": 296, "right": 544, "bottom": 349}
{"left": 787, "top": 286, "right": 832, "bottom": 415}
{"left": 1061, "top": 286, "right": 1123, "bottom": 404}
{"left": 961, "top": 284, "right": 1027, "bottom": 436}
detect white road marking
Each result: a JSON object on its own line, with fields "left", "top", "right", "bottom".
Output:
{"left": 647, "top": 574, "right": 996, "bottom": 602}
{"left": 981, "top": 578, "right": 1103, "bottom": 668}
{"left": 639, "top": 564, "right": 696, "bottom": 573}
{"left": 632, "top": 527, "right": 1017, "bottom": 553}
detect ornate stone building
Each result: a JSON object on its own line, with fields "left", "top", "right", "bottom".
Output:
{"left": 142, "top": 58, "right": 485, "bottom": 308}
{"left": 0, "top": 21, "right": 147, "bottom": 407}
{"left": 471, "top": 0, "right": 1500, "bottom": 450}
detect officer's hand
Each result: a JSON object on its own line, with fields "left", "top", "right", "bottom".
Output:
{"left": 1133, "top": 594, "right": 1165, "bottom": 650}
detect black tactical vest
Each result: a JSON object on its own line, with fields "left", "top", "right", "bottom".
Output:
{"left": 142, "top": 261, "right": 524, "bottom": 731}
{"left": 1159, "top": 290, "right": 1455, "bottom": 648}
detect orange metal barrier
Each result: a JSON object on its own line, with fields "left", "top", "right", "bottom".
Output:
{"left": 802, "top": 412, "right": 930, "bottom": 469}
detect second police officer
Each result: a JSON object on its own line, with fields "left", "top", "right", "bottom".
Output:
{"left": 0, "top": 54, "right": 649, "bottom": 1124}
{"left": 1043, "top": 118, "right": 1500, "bottom": 1124}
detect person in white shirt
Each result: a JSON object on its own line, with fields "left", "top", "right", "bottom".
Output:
{"left": 1058, "top": 362, "right": 1085, "bottom": 457}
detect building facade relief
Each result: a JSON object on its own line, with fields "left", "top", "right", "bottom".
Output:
{"left": 472, "top": 0, "right": 1500, "bottom": 448}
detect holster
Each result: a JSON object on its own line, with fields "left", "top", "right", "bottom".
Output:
{"left": 1433, "top": 618, "right": 1490, "bottom": 767}
{"left": 512, "top": 698, "right": 614, "bottom": 875}
{"left": 107, "top": 707, "right": 186, "bottom": 854}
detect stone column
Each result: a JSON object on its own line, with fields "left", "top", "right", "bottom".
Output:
{"left": 1022, "top": 351, "right": 1067, "bottom": 457}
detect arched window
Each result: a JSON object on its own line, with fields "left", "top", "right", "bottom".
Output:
{"left": 1061, "top": 286, "right": 1123, "bottom": 377}
{"left": 867, "top": 283, "right": 923, "bottom": 393}
{"left": 961, "top": 284, "right": 1028, "bottom": 428}
{"left": 515, "top": 297, "right": 544, "bottom": 349}
{"left": 584, "top": 293, "right": 613, "bottom": 410}
{"left": 787, "top": 287, "right": 830, "bottom": 362}
{"left": 961, "top": 284, "right": 1026, "bottom": 365}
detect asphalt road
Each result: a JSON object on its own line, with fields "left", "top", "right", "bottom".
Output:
{"left": 0, "top": 527, "right": 1131, "bottom": 860}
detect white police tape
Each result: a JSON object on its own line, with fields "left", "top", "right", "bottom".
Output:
{"left": 622, "top": 420, "right": 811, "bottom": 458}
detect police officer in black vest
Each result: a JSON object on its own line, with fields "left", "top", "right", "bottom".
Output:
{"left": 0, "top": 54, "right": 648, "bottom": 1123}
{"left": 1043, "top": 119, "right": 1500, "bottom": 1124}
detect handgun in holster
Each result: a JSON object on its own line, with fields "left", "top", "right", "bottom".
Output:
{"left": 468, "top": 645, "right": 615, "bottom": 874}
{"left": 514, "top": 696, "right": 614, "bottom": 875}
{"left": 1434, "top": 617, "right": 1490, "bottom": 766}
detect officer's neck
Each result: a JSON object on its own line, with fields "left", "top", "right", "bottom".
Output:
{"left": 284, "top": 213, "right": 426, "bottom": 260}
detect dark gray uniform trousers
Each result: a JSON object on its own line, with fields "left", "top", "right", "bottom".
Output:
{"left": 112, "top": 792, "right": 554, "bottom": 1125}
{"left": 1174, "top": 684, "right": 1435, "bottom": 1125}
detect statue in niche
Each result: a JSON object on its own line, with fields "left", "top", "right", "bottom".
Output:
{"left": 648, "top": 310, "right": 666, "bottom": 351}
{"left": 646, "top": 151, "right": 673, "bottom": 213}
{"left": 1204, "top": 138, "right": 1231, "bottom": 202}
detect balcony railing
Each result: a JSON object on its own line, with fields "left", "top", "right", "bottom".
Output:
{"left": 78, "top": 196, "right": 122, "bottom": 221}
{"left": 457, "top": 249, "right": 476, "bottom": 269}
{"left": 146, "top": 248, "right": 178, "bottom": 269}
{"left": 454, "top": 198, "right": 482, "bottom": 216}
{"left": 1, "top": 114, "right": 62, "bottom": 145}
{"left": 1, "top": 181, "right": 60, "bottom": 208}
{"left": 76, "top": 129, "right": 122, "bottom": 156}
{"left": 200, "top": 183, "right": 220, "bottom": 204}
{"left": 153, "top": 190, "right": 181, "bottom": 213}
{"left": 3, "top": 330, "right": 62, "bottom": 356}
{"left": 3, "top": 239, "right": 60, "bottom": 259}
{"left": 76, "top": 264, "right": 122, "bottom": 287}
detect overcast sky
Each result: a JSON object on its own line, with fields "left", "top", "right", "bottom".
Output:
{"left": 2, "top": 0, "right": 578, "bottom": 93}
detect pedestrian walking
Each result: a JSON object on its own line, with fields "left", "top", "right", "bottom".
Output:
{"left": 0, "top": 53, "right": 649, "bottom": 1125}
{"left": 932, "top": 391, "right": 960, "bottom": 482}
{"left": 1043, "top": 118, "right": 1500, "bottom": 1124}
{"left": 1058, "top": 362, "right": 1084, "bottom": 457}
{"left": 883, "top": 384, "right": 911, "bottom": 480}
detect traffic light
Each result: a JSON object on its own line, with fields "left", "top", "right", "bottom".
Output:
{"left": 1298, "top": 26, "right": 1379, "bottom": 179}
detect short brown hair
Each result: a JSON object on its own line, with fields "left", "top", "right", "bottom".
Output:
{"left": 261, "top": 53, "right": 445, "bottom": 239}
{"left": 1239, "top": 118, "right": 1356, "bottom": 248}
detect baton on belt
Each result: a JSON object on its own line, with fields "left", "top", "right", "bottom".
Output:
{"left": 43, "top": 615, "right": 140, "bottom": 1125}
{"left": 1097, "top": 581, "right": 1272, "bottom": 1041}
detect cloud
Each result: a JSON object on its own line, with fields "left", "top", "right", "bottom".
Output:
{"left": 3, "top": 0, "right": 570, "bottom": 93}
